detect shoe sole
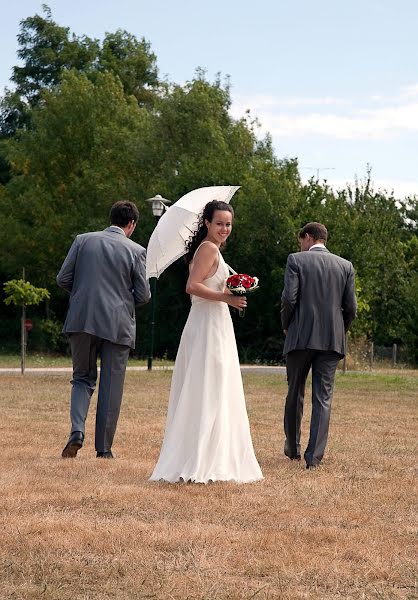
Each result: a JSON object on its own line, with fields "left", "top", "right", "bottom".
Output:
{"left": 62, "top": 441, "right": 82, "bottom": 458}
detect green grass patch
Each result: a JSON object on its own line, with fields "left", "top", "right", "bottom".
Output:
{"left": 0, "top": 352, "right": 174, "bottom": 368}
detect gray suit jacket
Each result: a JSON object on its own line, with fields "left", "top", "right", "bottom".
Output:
{"left": 281, "top": 247, "right": 357, "bottom": 356}
{"left": 57, "top": 226, "right": 151, "bottom": 349}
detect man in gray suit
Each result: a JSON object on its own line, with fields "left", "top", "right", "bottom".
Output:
{"left": 281, "top": 222, "right": 357, "bottom": 469}
{"left": 57, "top": 201, "right": 150, "bottom": 459}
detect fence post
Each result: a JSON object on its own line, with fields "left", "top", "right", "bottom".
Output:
{"left": 21, "top": 267, "right": 26, "bottom": 376}
{"left": 392, "top": 343, "right": 397, "bottom": 367}
{"left": 370, "top": 341, "right": 374, "bottom": 370}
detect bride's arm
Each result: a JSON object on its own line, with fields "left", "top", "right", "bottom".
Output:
{"left": 185, "top": 243, "right": 247, "bottom": 310}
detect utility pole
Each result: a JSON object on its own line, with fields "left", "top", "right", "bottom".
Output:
{"left": 302, "top": 167, "right": 335, "bottom": 180}
{"left": 145, "top": 194, "right": 171, "bottom": 370}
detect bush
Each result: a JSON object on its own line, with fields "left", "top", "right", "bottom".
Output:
{"left": 37, "top": 318, "right": 69, "bottom": 353}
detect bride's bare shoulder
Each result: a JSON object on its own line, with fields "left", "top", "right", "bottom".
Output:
{"left": 194, "top": 241, "right": 218, "bottom": 260}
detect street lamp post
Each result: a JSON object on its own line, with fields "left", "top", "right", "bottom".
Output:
{"left": 145, "top": 194, "right": 171, "bottom": 370}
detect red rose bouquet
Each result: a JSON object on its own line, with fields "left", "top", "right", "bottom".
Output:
{"left": 226, "top": 273, "right": 259, "bottom": 317}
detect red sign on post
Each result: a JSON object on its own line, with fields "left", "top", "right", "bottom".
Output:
{"left": 24, "top": 318, "right": 33, "bottom": 332}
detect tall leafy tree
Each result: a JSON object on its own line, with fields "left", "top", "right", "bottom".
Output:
{"left": 225, "top": 145, "right": 301, "bottom": 361}
{"left": 1, "top": 71, "right": 153, "bottom": 287}
{"left": 11, "top": 5, "right": 98, "bottom": 105}
{"left": 1, "top": 9, "right": 417, "bottom": 363}
{"left": 98, "top": 30, "right": 159, "bottom": 106}
{"left": 293, "top": 176, "right": 417, "bottom": 349}
{"left": 138, "top": 73, "right": 302, "bottom": 360}
{"left": 0, "top": 5, "right": 159, "bottom": 137}
{"left": 136, "top": 73, "right": 262, "bottom": 355}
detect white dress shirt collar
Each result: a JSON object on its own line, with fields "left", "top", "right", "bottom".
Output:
{"left": 309, "top": 243, "right": 326, "bottom": 251}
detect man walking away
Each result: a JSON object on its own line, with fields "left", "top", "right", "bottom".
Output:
{"left": 281, "top": 222, "right": 357, "bottom": 469}
{"left": 57, "top": 201, "right": 150, "bottom": 459}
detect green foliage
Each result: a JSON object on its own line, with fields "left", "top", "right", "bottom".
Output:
{"left": 38, "top": 318, "right": 68, "bottom": 352}
{"left": 98, "top": 30, "right": 159, "bottom": 106}
{"left": 291, "top": 175, "right": 418, "bottom": 350}
{"left": 4, "top": 279, "right": 50, "bottom": 306}
{"left": 146, "top": 73, "right": 255, "bottom": 195}
{"left": 1, "top": 70, "right": 153, "bottom": 285}
{"left": 0, "top": 7, "right": 417, "bottom": 363}
{"left": 13, "top": 5, "right": 98, "bottom": 104}
{"left": 349, "top": 275, "right": 371, "bottom": 338}
{"left": 0, "top": 5, "right": 159, "bottom": 139}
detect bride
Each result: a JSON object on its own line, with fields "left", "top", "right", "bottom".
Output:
{"left": 149, "top": 200, "right": 263, "bottom": 484}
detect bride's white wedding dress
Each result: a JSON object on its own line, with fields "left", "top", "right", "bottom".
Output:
{"left": 150, "top": 243, "right": 263, "bottom": 484}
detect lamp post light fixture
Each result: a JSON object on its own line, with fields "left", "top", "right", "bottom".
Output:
{"left": 146, "top": 194, "right": 170, "bottom": 218}
{"left": 145, "top": 194, "right": 171, "bottom": 371}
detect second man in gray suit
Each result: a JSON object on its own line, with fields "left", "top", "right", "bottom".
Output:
{"left": 57, "top": 201, "right": 151, "bottom": 459}
{"left": 281, "top": 222, "right": 357, "bottom": 469}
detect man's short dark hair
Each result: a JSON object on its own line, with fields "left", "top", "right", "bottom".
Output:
{"left": 110, "top": 201, "right": 139, "bottom": 227}
{"left": 298, "top": 222, "right": 328, "bottom": 242}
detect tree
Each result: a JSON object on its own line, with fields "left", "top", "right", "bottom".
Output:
{"left": 98, "top": 30, "right": 159, "bottom": 106}
{"left": 1, "top": 6, "right": 160, "bottom": 134}
{"left": 401, "top": 235, "right": 418, "bottom": 362}
{"left": 0, "top": 1, "right": 161, "bottom": 195}
{"left": 1, "top": 10, "right": 417, "bottom": 364}
{"left": 139, "top": 74, "right": 302, "bottom": 361}
{"left": 225, "top": 146, "right": 301, "bottom": 361}
{"left": 301, "top": 177, "right": 418, "bottom": 354}
{"left": 4, "top": 276, "right": 50, "bottom": 373}
{"left": 135, "top": 73, "right": 262, "bottom": 356}
{"left": 0, "top": 5, "right": 160, "bottom": 198}
{"left": 1, "top": 70, "right": 154, "bottom": 289}
{"left": 12, "top": 5, "right": 98, "bottom": 105}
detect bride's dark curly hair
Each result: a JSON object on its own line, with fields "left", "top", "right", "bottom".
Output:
{"left": 185, "top": 200, "right": 234, "bottom": 264}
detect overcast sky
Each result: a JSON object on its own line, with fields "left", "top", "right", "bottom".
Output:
{"left": 1, "top": 0, "right": 418, "bottom": 199}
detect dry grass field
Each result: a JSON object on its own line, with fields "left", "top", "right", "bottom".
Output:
{"left": 0, "top": 370, "right": 417, "bottom": 600}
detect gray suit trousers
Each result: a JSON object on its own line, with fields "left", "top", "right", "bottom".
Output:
{"left": 284, "top": 349, "right": 341, "bottom": 465}
{"left": 69, "top": 333, "right": 130, "bottom": 452}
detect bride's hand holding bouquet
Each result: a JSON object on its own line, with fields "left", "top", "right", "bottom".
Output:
{"left": 225, "top": 290, "right": 248, "bottom": 312}
{"left": 226, "top": 273, "right": 259, "bottom": 317}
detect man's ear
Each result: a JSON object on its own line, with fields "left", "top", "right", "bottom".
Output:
{"left": 126, "top": 220, "right": 136, "bottom": 237}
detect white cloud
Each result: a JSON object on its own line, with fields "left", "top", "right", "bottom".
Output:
{"left": 232, "top": 94, "right": 347, "bottom": 108}
{"left": 399, "top": 83, "right": 418, "bottom": 98}
{"left": 267, "top": 103, "right": 418, "bottom": 140}
{"left": 230, "top": 85, "right": 418, "bottom": 201}
{"left": 231, "top": 86, "right": 418, "bottom": 140}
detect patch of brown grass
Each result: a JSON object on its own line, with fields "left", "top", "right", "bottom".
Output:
{"left": 0, "top": 370, "right": 417, "bottom": 599}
